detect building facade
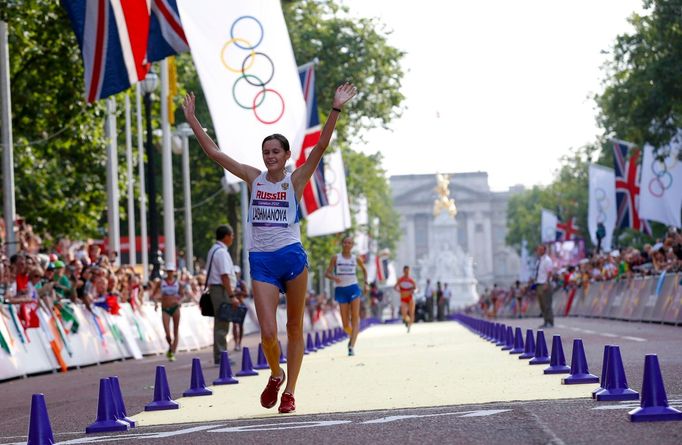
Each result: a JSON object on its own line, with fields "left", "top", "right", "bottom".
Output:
{"left": 390, "top": 172, "right": 522, "bottom": 291}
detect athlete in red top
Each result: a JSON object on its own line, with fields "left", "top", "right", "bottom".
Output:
{"left": 394, "top": 265, "right": 417, "bottom": 332}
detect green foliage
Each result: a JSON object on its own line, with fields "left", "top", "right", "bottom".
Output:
{"left": 596, "top": 0, "right": 682, "bottom": 149}
{"left": 2, "top": 1, "right": 109, "bottom": 241}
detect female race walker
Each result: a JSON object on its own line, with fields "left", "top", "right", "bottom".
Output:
{"left": 183, "top": 82, "right": 356, "bottom": 414}
{"left": 153, "top": 264, "right": 184, "bottom": 361}
{"left": 394, "top": 265, "right": 417, "bottom": 333}
{"left": 325, "top": 235, "right": 368, "bottom": 356}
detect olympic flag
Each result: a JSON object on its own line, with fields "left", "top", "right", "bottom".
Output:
{"left": 541, "top": 209, "right": 558, "bottom": 243}
{"left": 176, "top": 0, "right": 306, "bottom": 183}
{"left": 639, "top": 136, "right": 682, "bottom": 228}
{"left": 588, "top": 164, "right": 616, "bottom": 252}
{"left": 306, "top": 150, "right": 352, "bottom": 237}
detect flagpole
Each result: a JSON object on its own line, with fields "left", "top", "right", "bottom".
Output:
{"left": 135, "top": 84, "right": 149, "bottom": 284}
{"left": 124, "top": 94, "right": 136, "bottom": 266}
{"left": 105, "top": 97, "right": 121, "bottom": 267}
{"left": 0, "top": 21, "right": 16, "bottom": 257}
{"left": 161, "top": 58, "right": 176, "bottom": 268}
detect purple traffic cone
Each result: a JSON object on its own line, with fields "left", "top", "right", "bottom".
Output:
{"left": 144, "top": 366, "right": 179, "bottom": 411}
{"left": 529, "top": 331, "right": 550, "bottom": 365}
{"left": 509, "top": 327, "right": 524, "bottom": 354}
{"left": 278, "top": 341, "right": 287, "bottom": 364}
{"left": 544, "top": 335, "right": 571, "bottom": 374}
{"left": 629, "top": 354, "right": 682, "bottom": 422}
{"left": 596, "top": 346, "right": 639, "bottom": 401}
{"left": 501, "top": 326, "right": 514, "bottom": 351}
{"left": 315, "top": 331, "right": 323, "bottom": 349}
{"left": 562, "top": 339, "right": 599, "bottom": 384}
{"left": 254, "top": 343, "right": 269, "bottom": 370}
{"left": 519, "top": 329, "right": 536, "bottom": 359}
{"left": 183, "top": 358, "right": 213, "bottom": 397}
{"left": 496, "top": 324, "right": 507, "bottom": 347}
{"left": 27, "top": 394, "right": 55, "bottom": 445}
{"left": 213, "top": 351, "right": 238, "bottom": 385}
{"left": 108, "top": 376, "right": 135, "bottom": 427}
{"left": 305, "top": 332, "right": 316, "bottom": 353}
{"left": 87, "top": 378, "right": 131, "bottom": 432}
{"left": 324, "top": 330, "right": 332, "bottom": 346}
{"left": 235, "top": 346, "right": 259, "bottom": 377}
{"left": 592, "top": 345, "right": 612, "bottom": 398}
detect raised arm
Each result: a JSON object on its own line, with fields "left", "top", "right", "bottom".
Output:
{"left": 182, "top": 92, "right": 261, "bottom": 184}
{"left": 291, "top": 83, "right": 357, "bottom": 197}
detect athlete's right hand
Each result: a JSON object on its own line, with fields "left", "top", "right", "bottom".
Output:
{"left": 182, "top": 92, "right": 196, "bottom": 121}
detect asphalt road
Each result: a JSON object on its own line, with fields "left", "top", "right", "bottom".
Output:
{"left": 1, "top": 316, "right": 681, "bottom": 445}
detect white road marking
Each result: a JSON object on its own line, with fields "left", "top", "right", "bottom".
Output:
{"left": 554, "top": 324, "right": 647, "bottom": 343}
{"left": 621, "top": 336, "right": 646, "bottom": 342}
{"left": 209, "top": 420, "right": 352, "bottom": 433}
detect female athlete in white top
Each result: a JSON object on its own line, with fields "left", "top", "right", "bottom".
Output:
{"left": 183, "top": 82, "right": 356, "bottom": 414}
{"left": 325, "top": 236, "right": 368, "bottom": 356}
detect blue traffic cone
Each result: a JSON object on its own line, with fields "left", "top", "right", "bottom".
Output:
{"left": 278, "top": 341, "right": 287, "bottom": 364}
{"left": 519, "top": 329, "right": 536, "bottom": 359}
{"left": 108, "top": 376, "right": 135, "bottom": 427}
{"left": 27, "top": 394, "right": 55, "bottom": 445}
{"left": 509, "top": 327, "right": 524, "bottom": 354}
{"left": 213, "top": 351, "right": 238, "bottom": 385}
{"left": 629, "top": 354, "right": 682, "bottom": 422}
{"left": 592, "top": 345, "right": 612, "bottom": 398}
{"left": 596, "top": 345, "right": 639, "bottom": 401}
{"left": 330, "top": 328, "right": 338, "bottom": 343}
{"left": 305, "top": 332, "right": 316, "bottom": 353}
{"left": 235, "top": 346, "right": 259, "bottom": 377}
{"left": 529, "top": 331, "right": 550, "bottom": 365}
{"left": 544, "top": 335, "right": 571, "bottom": 374}
{"left": 323, "top": 330, "right": 332, "bottom": 346}
{"left": 144, "top": 366, "right": 179, "bottom": 411}
{"left": 501, "top": 326, "right": 513, "bottom": 351}
{"left": 562, "top": 339, "right": 599, "bottom": 384}
{"left": 315, "top": 331, "right": 323, "bottom": 349}
{"left": 254, "top": 344, "right": 269, "bottom": 370}
{"left": 183, "top": 358, "right": 213, "bottom": 397}
{"left": 495, "top": 324, "right": 507, "bottom": 347}
{"left": 87, "top": 378, "right": 131, "bottom": 432}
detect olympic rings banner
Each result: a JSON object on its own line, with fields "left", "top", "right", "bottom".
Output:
{"left": 177, "top": 0, "right": 306, "bottom": 183}
{"left": 640, "top": 135, "right": 682, "bottom": 228}
{"left": 588, "top": 164, "right": 616, "bottom": 251}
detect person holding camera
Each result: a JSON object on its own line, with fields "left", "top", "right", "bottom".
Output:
{"left": 206, "top": 224, "right": 237, "bottom": 365}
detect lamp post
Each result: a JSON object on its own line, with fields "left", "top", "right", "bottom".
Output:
{"left": 141, "top": 71, "right": 160, "bottom": 280}
{"left": 174, "top": 122, "right": 195, "bottom": 274}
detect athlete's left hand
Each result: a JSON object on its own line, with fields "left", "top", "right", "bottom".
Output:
{"left": 332, "top": 82, "right": 357, "bottom": 109}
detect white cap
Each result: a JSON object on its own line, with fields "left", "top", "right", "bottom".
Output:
{"left": 234, "top": 265, "right": 241, "bottom": 274}
{"left": 165, "top": 263, "right": 176, "bottom": 271}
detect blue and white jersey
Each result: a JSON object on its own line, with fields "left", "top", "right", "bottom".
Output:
{"left": 335, "top": 253, "right": 358, "bottom": 287}
{"left": 249, "top": 171, "right": 301, "bottom": 252}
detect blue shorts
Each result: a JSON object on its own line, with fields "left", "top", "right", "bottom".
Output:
{"left": 249, "top": 243, "right": 308, "bottom": 293}
{"left": 335, "top": 283, "right": 362, "bottom": 304}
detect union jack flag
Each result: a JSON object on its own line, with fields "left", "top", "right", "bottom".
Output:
{"left": 612, "top": 141, "right": 652, "bottom": 234}
{"left": 556, "top": 216, "right": 579, "bottom": 241}
{"left": 147, "top": 0, "right": 189, "bottom": 62}
{"left": 62, "top": 0, "right": 150, "bottom": 103}
{"left": 295, "top": 62, "right": 329, "bottom": 217}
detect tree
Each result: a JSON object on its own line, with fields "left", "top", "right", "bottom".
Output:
{"left": 597, "top": 0, "right": 682, "bottom": 150}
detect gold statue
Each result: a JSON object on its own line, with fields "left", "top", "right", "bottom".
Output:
{"left": 433, "top": 173, "right": 457, "bottom": 219}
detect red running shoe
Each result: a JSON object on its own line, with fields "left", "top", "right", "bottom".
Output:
{"left": 260, "top": 370, "right": 285, "bottom": 409}
{"left": 278, "top": 392, "right": 296, "bottom": 413}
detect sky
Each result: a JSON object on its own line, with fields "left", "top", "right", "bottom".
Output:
{"left": 341, "top": 0, "right": 645, "bottom": 191}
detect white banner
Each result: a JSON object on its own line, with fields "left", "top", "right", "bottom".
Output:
{"left": 177, "top": 0, "right": 306, "bottom": 183}
{"left": 639, "top": 138, "right": 682, "bottom": 228}
{"left": 306, "top": 151, "right": 352, "bottom": 237}
{"left": 541, "top": 209, "right": 558, "bottom": 243}
{"left": 588, "top": 164, "right": 617, "bottom": 251}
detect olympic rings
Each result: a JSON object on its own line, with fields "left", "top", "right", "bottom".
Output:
{"left": 326, "top": 186, "right": 340, "bottom": 207}
{"left": 647, "top": 146, "right": 680, "bottom": 198}
{"left": 252, "top": 89, "right": 285, "bottom": 125}
{"left": 230, "top": 16, "right": 264, "bottom": 50}
{"left": 221, "top": 38, "right": 255, "bottom": 73}
{"left": 594, "top": 186, "right": 609, "bottom": 224}
{"left": 232, "top": 74, "right": 266, "bottom": 110}
{"left": 222, "top": 15, "right": 285, "bottom": 125}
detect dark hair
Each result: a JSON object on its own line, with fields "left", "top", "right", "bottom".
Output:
{"left": 262, "top": 133, "right": 290, "bottom": 152}
{"left": 216, "top": 224, "right": 234, "bottom": 240}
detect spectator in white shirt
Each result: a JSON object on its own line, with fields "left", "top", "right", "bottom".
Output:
{"left": 534, "top": 244, "right": 554, "bottom": 328}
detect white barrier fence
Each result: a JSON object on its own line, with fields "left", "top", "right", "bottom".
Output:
{"left": 0, "top": 299, "right": 342, "bottom": 382}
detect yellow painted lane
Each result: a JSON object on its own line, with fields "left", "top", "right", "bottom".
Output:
{"left": 132, "top": 322, "right": 589, "bottom": 426}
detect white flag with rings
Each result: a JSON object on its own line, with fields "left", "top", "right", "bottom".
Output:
{"left": 177, "top": 0, "right": 306, "bottom": 183}
{"left": 588, "top": 164, "right": 616, "bottom": 252}
{"left": 639, "top": 134, "right": 682, "bottom": 228}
